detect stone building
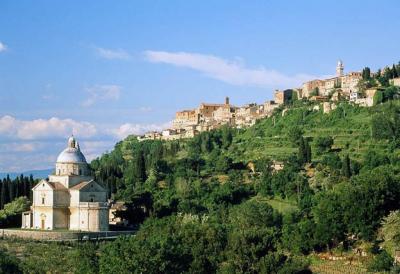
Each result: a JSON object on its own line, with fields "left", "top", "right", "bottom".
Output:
{"left": 301, "top": 61, "right": 362, "bottom": 98}
{"left": 212, "top": 104, "right": 236, "bottom": 125}
{"left": 274, "top": 90, "right": 293, "bottom": 105}
{"left": 390, "top": 77, "right": 400, "bottom": 87}
{"left": 22, "top": 136, "right": 109, "bottom": 231}
{"left": 172, "top": 110, "right": 199, "bottom": 129}
{"left": 198, "top": 97, "right": 231, "bottom": 122}
{"left": 301, "top": 80, "right": 325, "bottom": 98}
{"left": 263, "top": 100, "right": 280, "bottom": 115}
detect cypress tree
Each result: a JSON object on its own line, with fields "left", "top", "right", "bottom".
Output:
{"left": 6, "top": 175, "right": 13, "bottom": 204}
{"left": 298, "top": 137, "right": 306, "bottom": 164}
{"left": 0, "top": 179, "right": 4, "bottom": 209}
{"left": 342, "top": 154, "right": 351, "bottom": 178}
{"left": 135, "top": 149, "right": 147, "bottom": 183}
{"left": 2, "top": 178, "right": 9, "bottom": 207}
{"left": 396, "top": 62, "right": 400, "bottom": 77}
{"left": 22, "top": 176, "right": 28, "bottom": 197}
{"left": 362, "top": 67, "right": 371, "bottom": 80}
{"left": 29, "top": 175, "right": 35, "bottom": 202}
{"left": 392, "top": 64, "right": 398, "bottom": 78}
{"left": 306, "top": 139, "right": 312, "bottom": 163}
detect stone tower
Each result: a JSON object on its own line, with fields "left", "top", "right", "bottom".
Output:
{"left": 225, "top": 96, "right": 230, "bottom": 105}
{"left": 336, "top": 60, "right": 344, "bottom": 77}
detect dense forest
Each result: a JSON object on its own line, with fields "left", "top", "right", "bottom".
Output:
{"left": 1, "top": 70, "right": 400, "bottom": 273}
{"left": 0, "top": 175, "right": 35, "bottom": 209}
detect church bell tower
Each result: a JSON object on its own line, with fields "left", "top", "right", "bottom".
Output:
{"left": 336, "top": 60, "right": 344, "bottom": 77}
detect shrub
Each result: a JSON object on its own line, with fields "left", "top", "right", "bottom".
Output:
{"left": 367, "top": 250, "right": 393, "bottom": 272}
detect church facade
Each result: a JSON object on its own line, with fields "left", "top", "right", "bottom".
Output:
{"left": 22, "top": 136, "right": 109, "bottom": 231}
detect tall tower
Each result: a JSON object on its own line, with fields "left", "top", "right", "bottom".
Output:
{"left": 336, "top": 60, "right": 344, "bottom": 77}
{"left": 225, "top": 96, "right": 230, "bottom": 105}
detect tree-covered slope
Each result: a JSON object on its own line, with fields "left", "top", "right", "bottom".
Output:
{"left": 83, "top": 98, "right": 400, "bottom": 273}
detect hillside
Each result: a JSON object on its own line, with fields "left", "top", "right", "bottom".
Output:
{"left": 231, "top": 100, "right": 399, "bottom": 162}
{"left": 85, "top": 98, "right": 400, "bottom": 273}
{"left": 1, "top": 99, "right": 399, "bottom": 273}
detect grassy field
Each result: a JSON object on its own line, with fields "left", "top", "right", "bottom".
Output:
{"left": 308, "top": 253, "right": 370, "bottom": 274}
{"left": 252, "top": 195, "right": 298, "bottom": 214}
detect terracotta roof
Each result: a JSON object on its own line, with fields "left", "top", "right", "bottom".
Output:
{"left": 200, "top": 103, "right": 226, "bottom": 107}
{"left": 47, "top": 182, "right": 67, "bottom": 190}
{"left": 70, "top": 180, "right": 93, "bottom": 190}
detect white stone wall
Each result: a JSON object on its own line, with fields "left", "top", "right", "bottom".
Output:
{"left": 33, "top": 183, "right": 54, "bottom": 206}
{"left": 55, "top": 162, "right": 88, "bottom": 177}
{"left": 33, "top": 207, "right": 54, "bottom": 230}
{"left": 69, "top": 208, "right": 80, "bottom": 230}
{"left": 70, "top": 190, "right": 80, "bottom": 206}
{"left": 74, "top": 206, "right": 109, "bottom": 231}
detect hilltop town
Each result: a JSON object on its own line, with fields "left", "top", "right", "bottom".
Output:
{"left": 138, "top": 61, "right": 400, "bottom": 141}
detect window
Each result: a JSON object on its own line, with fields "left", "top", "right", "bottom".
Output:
{"left": 42, "top": 197, "right": 45, "bottom": 205}
{"left": 42, "top": 184, "right": 45, "bottom": 187}
{"left": 90, "top": 198, "right": 94, "bottom": 202}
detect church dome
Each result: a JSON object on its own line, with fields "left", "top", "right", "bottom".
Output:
{"left": 56, "top": 136, "right": 87, "bottom": 163}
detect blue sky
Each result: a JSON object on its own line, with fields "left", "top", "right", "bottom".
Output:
{"left": 0, "top": 0, "right": 399, "bottom": 172}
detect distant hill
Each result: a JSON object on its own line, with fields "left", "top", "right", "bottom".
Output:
{"left": 0, "top": 169, "right": 53, "bottom": 180}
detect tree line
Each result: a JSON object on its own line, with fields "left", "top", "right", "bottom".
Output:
{"left": 0, "top": 175, "right": 35, "bottom": 209}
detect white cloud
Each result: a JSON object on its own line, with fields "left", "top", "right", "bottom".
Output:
{"left": 0, "top": 115, "right": 97, "bottom": 140}
{"left": 0, "top": 42, "right": 7, "bottom": 52}
{"left": 145, "top": 51, "right": 318, "bottom": 88}
{"left": 110, "top": 121, "right": 171, "bottom": 140}
{"left": 0, "top": 142, "right": 40, "bottom": 153}
{"left": 0, "top": 114, "right": 172, "bottom": 172}
{"left": 82, "top": 85, "right": 121, "bottom": 107}
{"left": 95, "top": 47, "right": 130, "bottom": 60}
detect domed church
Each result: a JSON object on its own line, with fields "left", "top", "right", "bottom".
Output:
{"left": 22, "top": 136, "right": 109, "bottom": 231}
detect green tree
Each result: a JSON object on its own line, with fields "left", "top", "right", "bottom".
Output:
{"left": 0, "top": 181, "right": 5, "bottom": 209}
{"left": 298, "top": 137, "right": 311, "bottom": 164}
{"left": 223, "top": 201, "right": 282, "bottom": 273}
{"left": 373, "top": 90, "right": 383, "bottom": 105}
{"left": 287, "top": 126, "right": 304, "bottom": 146}
{"left": 314, "top": 136, "right": 333, "bottom": 155}
{"left": 381, "top": 210, "right": 400, "bottom": 256}
{"left": 362, "top": 67, "right": 371, "bottom": 80}
{"left": 341, "top": 154, "right": 351, "bottom": 178}
{"left": 0, "top": 196, "right": 30, "bottom": 227}
{"left": 367, "top": 250, "right": 394, "bottom": 272}
{"left": 313, "top": 190, "right": 345, "bottom": 248}
{"left": 70, "top": 243, "right": 99, "bottom": 274}
{"left": 0, "top": 249, "right": 21, "bottom": 274}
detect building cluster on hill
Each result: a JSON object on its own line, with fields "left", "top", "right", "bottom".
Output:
{"left": 138, "top": 96, "right": 281, "bottom": 141}
{"left": 138, "top": 61, "right": 400, "bottom": 141}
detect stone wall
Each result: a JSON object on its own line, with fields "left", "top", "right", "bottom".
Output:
{"left": 0, "top": 229, "right": 135, "bottom": 241}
